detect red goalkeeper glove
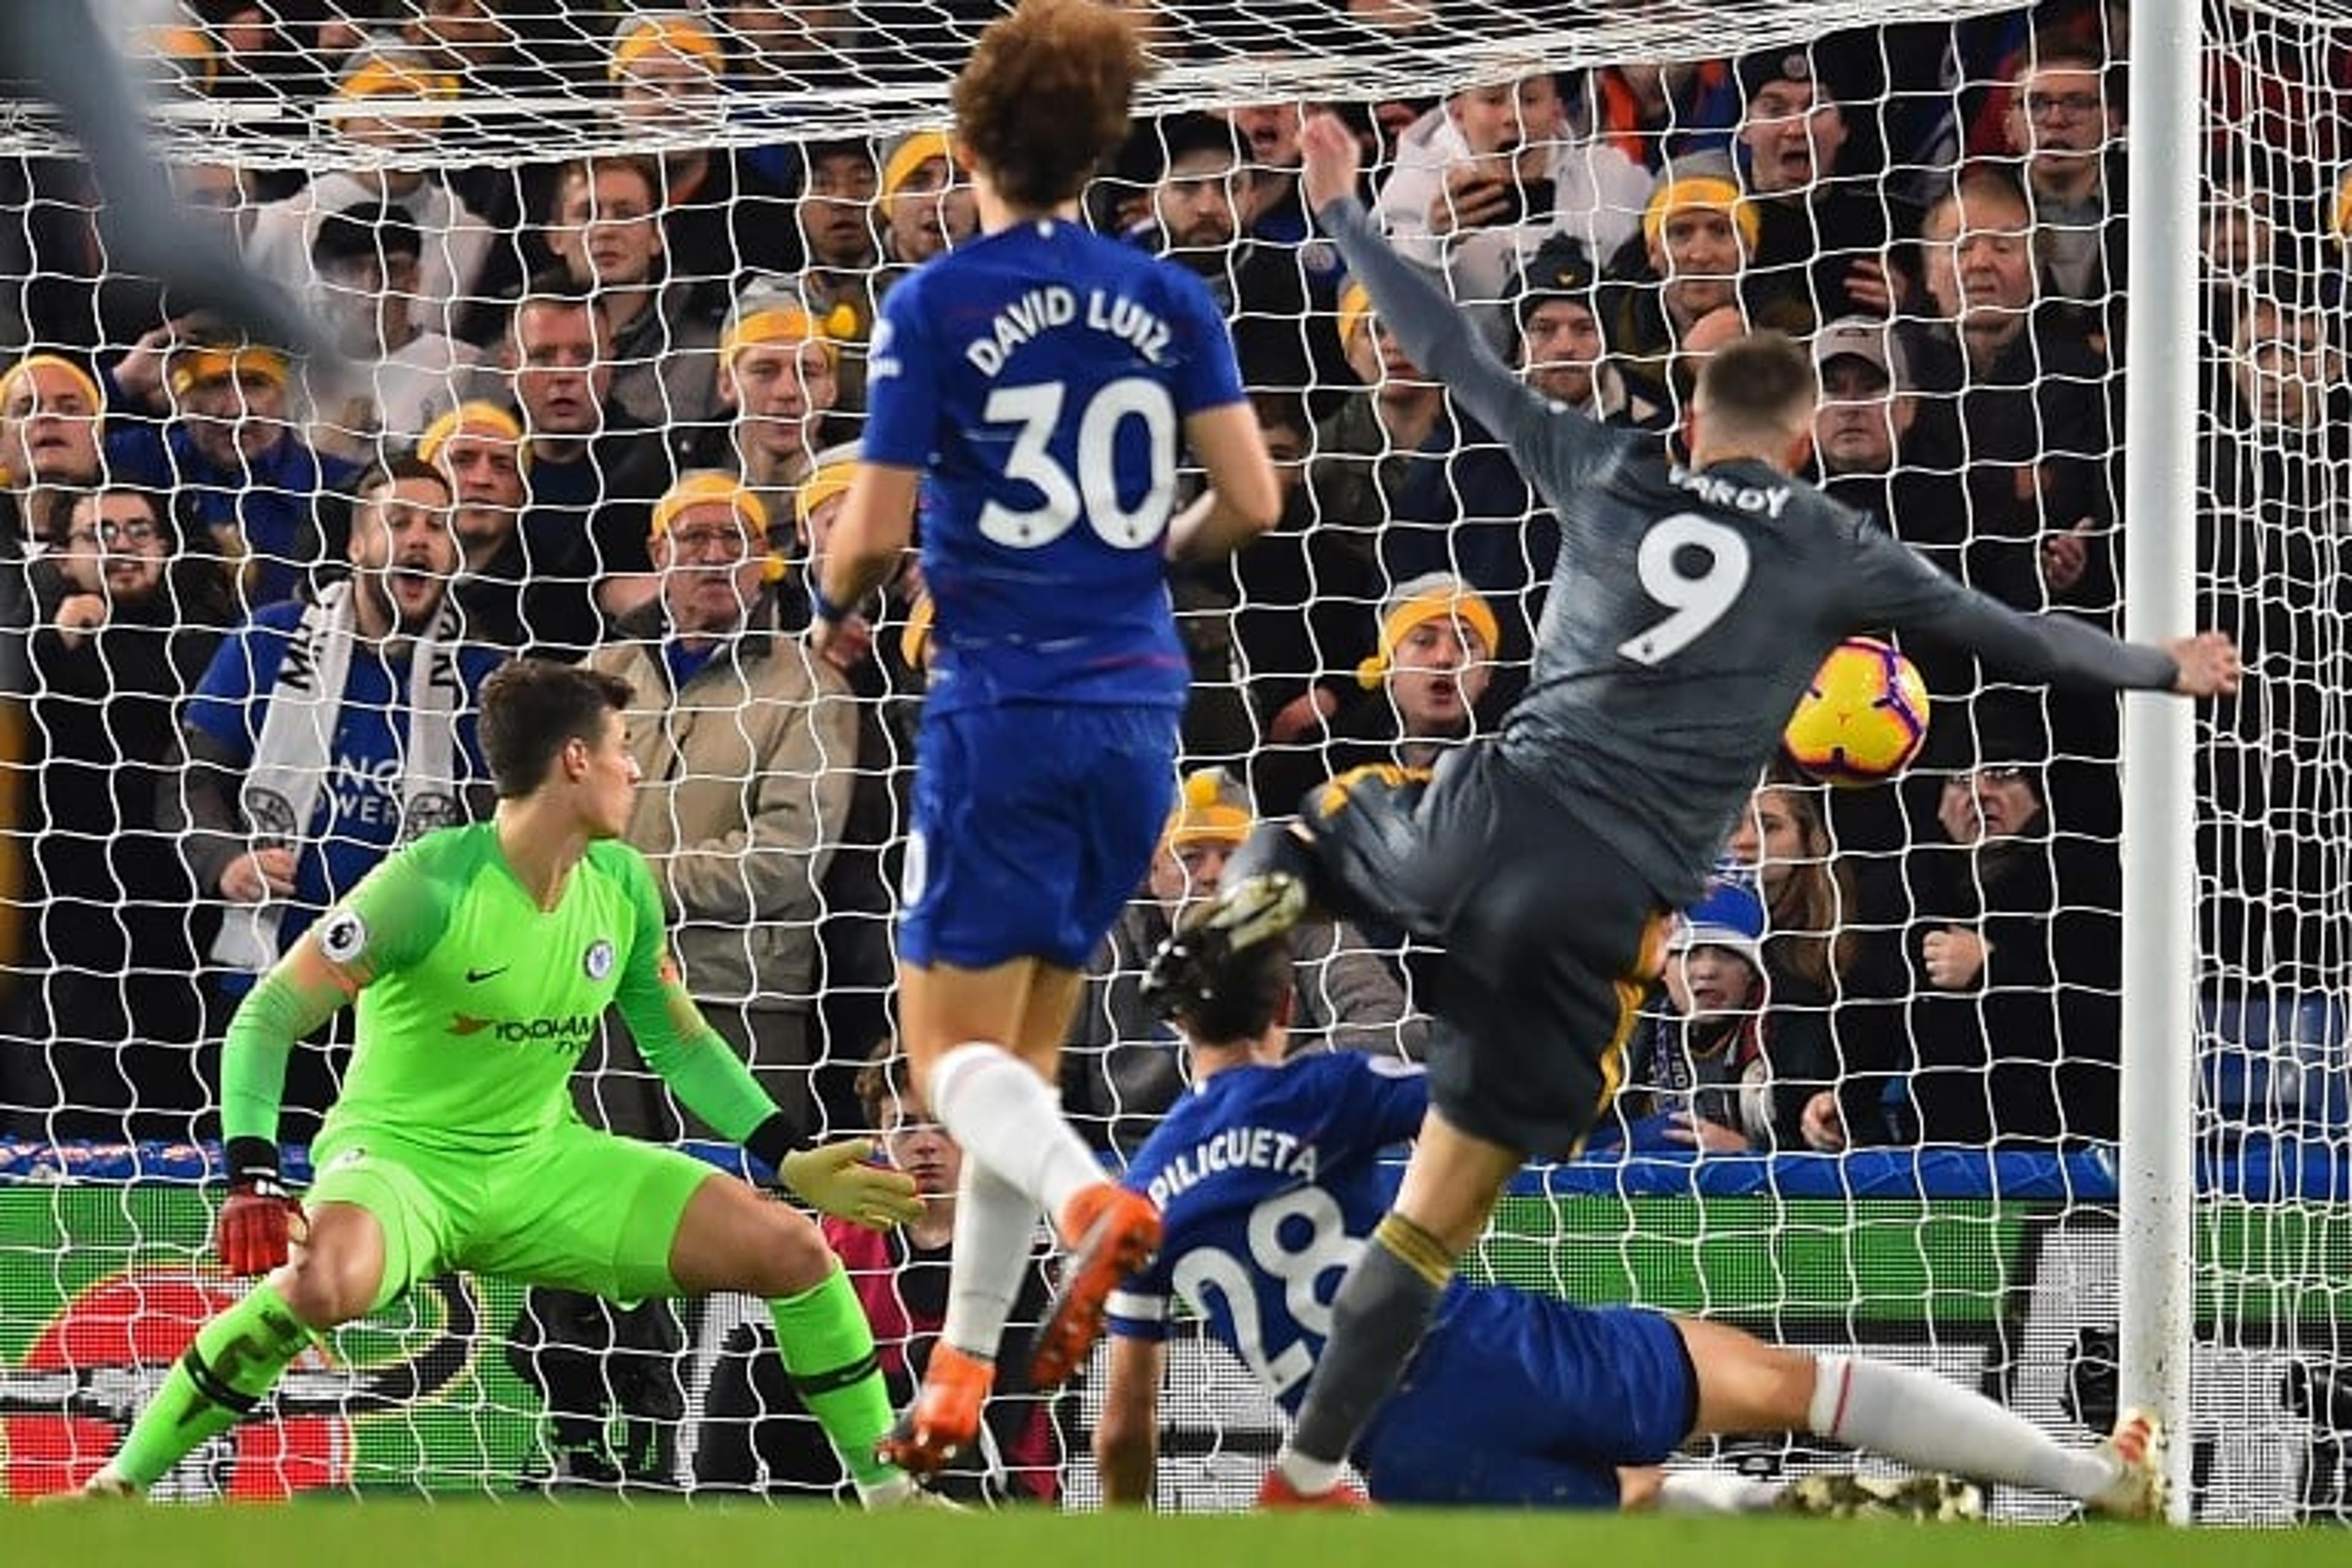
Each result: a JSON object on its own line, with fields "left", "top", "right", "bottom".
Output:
{"left": 217, "top": 1139, "right": 302, "bottom": 1276}
{"left": 217, "top": 1178, "right": 302, "bottom": 1275}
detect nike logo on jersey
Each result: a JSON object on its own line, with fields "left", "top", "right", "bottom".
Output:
{"left": 466, "top": 965, "right": 509, "bottom": 984}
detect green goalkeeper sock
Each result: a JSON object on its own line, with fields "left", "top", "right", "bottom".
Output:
{"left": 111, "top": 1281, "right": 314, "bottom": 1489}
{"left": 767, "top": 1264, "right": 897, "bottom": 1490}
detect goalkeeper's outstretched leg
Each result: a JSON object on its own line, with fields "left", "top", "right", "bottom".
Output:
{"left": 88, "top": 1202, "right": 380, "bottom": 1498}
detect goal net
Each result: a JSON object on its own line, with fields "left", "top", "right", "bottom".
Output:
{"left": 0, "top": 0, "right": 2334, "bottom": 1523}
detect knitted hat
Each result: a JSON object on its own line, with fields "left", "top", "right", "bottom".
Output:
{"left": 332, "top": 45, "right": 459, "bottom": 111}
{"left": 721, "top": 281, "right": 858, "bottom": 364}
{"left": 0, "top": 355, "right": 103, "bottom": 421}
{"left": 415, "top": 401, "right": 527, "bottom": 470}
{"left": 1356, "top": 572, "right": 1501, "bottom": 689}
{"left": 652, "top": 469, "right": 784, "bottom": 582}
{"left": 1670, "top": 878, "right": 1766, "bottom": 975}
{"left": 168, "top": 344, "right": 288, "bottom": 399}
{"left": 795, "top": 442, "right": 861, "bottom": 529}
{"left": 1641, "top": 175, "right": 1761, "bottom": 253}
{"left": 880, "top": 130, "right": 956, "bottom": 202}
{"left": 609, "top": 12, "right": 724, "bottom": 80}
{"left": 1163, "top": 767, "right": 1254, "bottom": 848}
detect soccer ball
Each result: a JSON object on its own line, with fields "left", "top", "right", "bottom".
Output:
{"left": 1783, "top": 637, "right": 1930, "bottom": 786}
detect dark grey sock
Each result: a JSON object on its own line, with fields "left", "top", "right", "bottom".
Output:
{"left": 1288, "top": 1221, "right": 1449, "bottom": 1467}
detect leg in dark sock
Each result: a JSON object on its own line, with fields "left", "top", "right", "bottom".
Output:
{"left": 1281, "top": 1212, "right": 1454, "bottom": 1485}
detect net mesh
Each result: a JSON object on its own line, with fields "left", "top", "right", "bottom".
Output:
{"left": 0, "top": 0, "right": 2332, "bottom": 1523}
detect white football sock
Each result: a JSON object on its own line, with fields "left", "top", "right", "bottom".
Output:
{"left": 1651, "top": 1471, "right": 1785, "bottom": 1514}
{"left": 939, "top": 1155, "right": 1039, "bottom": 1362}
{"left": 929, "top": 1041, "right": 1108, "bottom": 1225}
{"left": 1273, "top": 1447, "right": 1346, "bottom": 1497}
{"left": 1809, "top": 1354, "right": 2122, "bottom": 1501}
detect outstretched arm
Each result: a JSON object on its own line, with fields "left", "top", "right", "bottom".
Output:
{"left": 1852, "top": 528, "right": 2241, "bottom": 698}
{"left": 1299, "top": 113, "right": 1558, "bottom": 454}
{"left": 1096, "top": 1332, "right": 1167, "bottom": 1506}
{"left": 5, "top": 4, "right": 323, "bottom": 355}
{"left": 611, "top": 853, "right": 920, "bottom": 1228}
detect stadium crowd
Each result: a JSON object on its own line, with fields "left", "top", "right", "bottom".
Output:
{"left": 0, "top": 0, "right": 2332, "bottom": 1494}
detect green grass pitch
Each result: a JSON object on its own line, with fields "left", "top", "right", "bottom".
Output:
{"left": 4, "top": 1502, "right": 2330, "bottom": 1568}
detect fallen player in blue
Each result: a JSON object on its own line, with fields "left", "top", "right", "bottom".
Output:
{"left": 1096, "top": 933, "right": 2165, "bottom": 1517}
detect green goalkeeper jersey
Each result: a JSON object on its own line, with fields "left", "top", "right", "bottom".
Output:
{"left": 305, "top": 822, "right": 733, "bottom": 1153}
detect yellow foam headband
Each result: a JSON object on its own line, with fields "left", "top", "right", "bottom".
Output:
{"left": 1356, "top": 589, "right": 1501, "bottom": 689}
{"left": 145, "top": 24, "right": 218, "bottom": 84}
{"left": 168, "top": 347, "right": 288, "bottom": 399}
{"left": 1336, "top": 281, "right": 1374, "bottom": 349}
{"left": 609, "top": 17, "right": 724, "bottom": 80}
{"left": 336, "top": 58, "right": 461, "bottom": 104}
{"left": 0, "top": 355, "right": 103, "bottom": 418}
{"left": 652, "top": 472, "right": 785, "bottom": 582}
{"left": 417, "top": 401, "right": 527, "bottom": 469}
{"left": 880, "top": 132, "right": 954, "bottom": 202}
{"left": 1642, "top": 176, "right": 1760, "bottom": 252}
{"left": 1164, "top": 767, "right": 1254, "bottom": 846}
{"left": 721, "top": 304, "right": 856, "bottom": 365}
{"left": 796, "top": 459, "right": 858, "bottom": 529}
{"left": 900, "top": 591, "right": 935, "bottom": 671}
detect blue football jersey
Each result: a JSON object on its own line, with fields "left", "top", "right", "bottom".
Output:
{"left": 1109, "top": 1053, "right": 1436, "bottom": 1417}
{"left": 1109, "top": 1052, "right": 1702, "bottom": 1506}
{"left": 862, "top": 218, "right": 1247, "bottom": 714}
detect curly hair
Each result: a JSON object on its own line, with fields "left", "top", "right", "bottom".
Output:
{"left": 952, "top": 0, "right": 1149, "bottom": 211}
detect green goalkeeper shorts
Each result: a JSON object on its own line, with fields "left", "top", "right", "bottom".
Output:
{"left": 305, "top": 1120, "right": 717, "bottom": 1314}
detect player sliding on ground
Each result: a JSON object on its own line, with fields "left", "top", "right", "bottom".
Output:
{"left": 1147, "top": 111, "right": 2241, "bottom": 1510}
{"left": 82, "top": 660, "right": 933, "bottom": 1505}
{"left": 1106, "top": 932, "right": 2165, "bottom": 1518}
{"left": 809, "top": 0, "right": 1280, "bottom": 1472}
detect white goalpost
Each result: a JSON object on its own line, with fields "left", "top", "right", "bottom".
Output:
{"left": 2117, "top": 0, "right": 2198, "bottom": 1526}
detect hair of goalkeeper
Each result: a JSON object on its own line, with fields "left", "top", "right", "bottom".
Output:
{"left": 1170, "top": 929, "right": 1294, "bottom": 1052}
{"left": 953, "top": 0, "right": 1147, "bottom": 211}
{"left": 1694, "top": 330, "right": 1817, "bottom": 449}
{"left": 479, "top": 658, "right": 635, "bottom": 798}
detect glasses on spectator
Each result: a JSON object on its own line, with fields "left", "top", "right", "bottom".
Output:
{"left": 68, "top": 518, "right": 164, "bottom": 547}
{"left": 2022, "top": 91, "right": 2102, "bottom": 119}
{"left": 665, "top": 526, "right": 755, "bottom": 560}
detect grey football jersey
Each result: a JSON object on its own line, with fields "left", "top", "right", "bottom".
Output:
{"left": 1321, "top": 195, "right": 2177, "bottom": 907}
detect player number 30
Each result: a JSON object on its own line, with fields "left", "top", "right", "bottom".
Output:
{"left": 976, "top": 377, "right": 1178, "bottom": 550}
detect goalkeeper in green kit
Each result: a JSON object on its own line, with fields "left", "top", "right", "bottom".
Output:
{"left": 85, "top": 660, "right": 937, "bottom": 1505}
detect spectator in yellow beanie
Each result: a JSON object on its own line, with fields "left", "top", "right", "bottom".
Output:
{"left": 877, "top": 130, "right": 977, "bottom": 282}
{"left": 0, "top": 353, "right": 103, "bottom": 548}
{"left": 1066, "top": 763, "right": 1431, "bottom": 1152}
{"left": 1253, "top": 571, "right": 1499, "bottom": 817}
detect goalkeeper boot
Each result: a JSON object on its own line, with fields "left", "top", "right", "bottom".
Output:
{"left": 1030, "top": 1183, "right": 1164, "bottom": 1391}
{"left": 861, "top": 1472, "right": 967, "bottom": 1510}
{"left": 34, "top": 1466, "right": 139, "bottom": 1504}
{"left": 2087, "top": 1408, "right": 2169, "bottom": 1521}
{"left": 1778, "top": 1471, "right": 1983, "bottom": 1521}
{"left": 877, "top": 1342, "right": 994, "bottom": 1476}
{"left": 1141, "top": 871, "right": 1308, "bottom": 1020}
{"left": 1256, "top": 1470, "right": 1369, "bottom": 1510}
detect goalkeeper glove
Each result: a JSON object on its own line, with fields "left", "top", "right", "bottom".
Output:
{"left": 217, "top": 1139, "right": 304, "bottom": 1276}
{"left": 779, "top": 1138, "right": 925, "bottom": 1231}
